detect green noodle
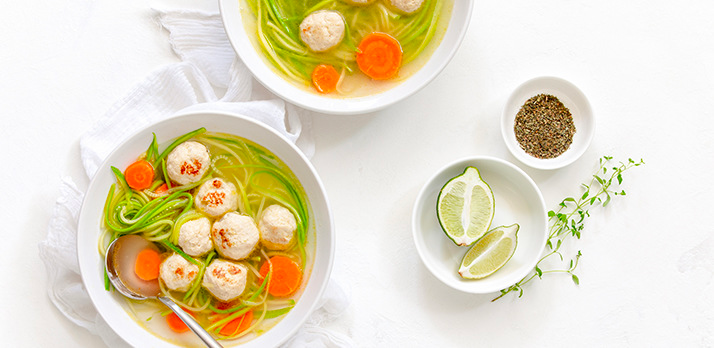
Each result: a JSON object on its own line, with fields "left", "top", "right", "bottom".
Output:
{"left": 184, "top": 251, "right": 216, "bottom": 302}
{"left": 161, "top": 240, "right": 201, "bottom": 266}
{"left": 144, "top": 133, "right": 158, "bottom": 163}
{"left": 161, "top": 158, "right": 172, "bottom": 189}
{"left": 259, "top": 304, "right": 295, "bottom": 319}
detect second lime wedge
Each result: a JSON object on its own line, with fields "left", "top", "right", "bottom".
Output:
{"left": 458, "top": 224, "right": 519, "bottom": 279}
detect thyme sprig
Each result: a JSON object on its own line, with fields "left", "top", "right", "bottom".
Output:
{"left": 492, "top": 156, "right": 644, "bottom": 302}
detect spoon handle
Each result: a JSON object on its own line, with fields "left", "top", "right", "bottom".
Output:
{"left": 158, "top": 296, "right": 224, "bottom": 348}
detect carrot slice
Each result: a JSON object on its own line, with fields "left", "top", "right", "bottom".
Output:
{"left": 312, "top": 64, "right": 340, "bottom": 94}
{"left": 125, "top": 160, "right": 154, "bottom": 190}
{"left": 219, "top": 310, "right": 253, "bottom": 337}
{"left": 259, "top": 256, "right": 302, "bottom": 297}
{"left": 356, "top": 32, "right": 402, "bottom": 80}
{"left": 166, "top": 312, "right": 190, "bottom": 333}
{"left": 155, "top": 183, "right": 169, "bottom": 194}
{"left": 134, "top": 248, "right": 161, "bottom": 281}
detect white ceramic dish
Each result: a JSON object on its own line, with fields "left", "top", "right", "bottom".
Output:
{"left": 77, "top": 110, "right": 334, "bottom": 347}
{"left": 412, "top": 156, "right": 547, "bottom": 294}
{"left": 501, "top": 76, "right": 595, "bottom": 170}
{"left": 219, "top": 0, "right": 474, "bottom": 115}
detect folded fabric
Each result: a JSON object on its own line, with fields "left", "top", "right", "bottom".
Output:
{"left": 39, "top": 9, "right": 351, "bottom": 348}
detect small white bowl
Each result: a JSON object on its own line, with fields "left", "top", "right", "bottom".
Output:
{"left": 219, "top": 0, "right": 474, "bottom": 115}
{"left": 501, "top": 76, "right": 594, "bottom": 170}
{"left": 412, "top": 156, "right": 547, "bottom": 294}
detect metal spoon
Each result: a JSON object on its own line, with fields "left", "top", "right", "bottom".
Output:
{"left": 105, "top": 236, "right": 223, "bottom": 348}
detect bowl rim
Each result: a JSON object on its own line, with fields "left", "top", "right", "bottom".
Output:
{"left": 218, "top": 0, "right": 475, "bottom": 115}
{"left": 77, "top": 109, "right": 335, "bottom": 347}
{"left": 411, "top": 155, "right": 547, "bottom": 294}
{"left": 501, "top": 76, "right": 595, "bottom": 170}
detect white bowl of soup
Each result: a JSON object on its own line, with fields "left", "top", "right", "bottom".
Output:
{"left": 219, "top": 0, "right": 474, "bottom": 115}
{"left": 77, "top": 110, "right": 334, "bottom": 347}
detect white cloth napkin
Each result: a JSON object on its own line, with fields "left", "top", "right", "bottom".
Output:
{"left": 38, "top": 9, "right": 354, "bottom": 348}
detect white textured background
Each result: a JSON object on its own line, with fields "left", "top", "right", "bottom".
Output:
{"left": 2, "top": 0, "right": 713, "bottom": 346}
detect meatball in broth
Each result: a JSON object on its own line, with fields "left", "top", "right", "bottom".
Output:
{"left": 258, "top": 204, "right": 297, "bottom": 251}
{"left": 299, "top": 10, "right": 345, "bottom": 52}
{"left": 195, "top": 178, "right": 238, "bottom": 218}
{"left": 166, "top": 141, "right": 210, "bottom": 185}
{"left": 202, "top": 259, "right": 248, "bottom": 302}
{"left": 160, "top": 253, "right": 199, "bottom": 292}
{"left": 389, "top": 0, "right": 425, "bottom": 14}
{"left": 211, "top": 212, "right": 259, "bottom": 260}
{"left": 178, "top": 217, "right": 213, "bottom": 257}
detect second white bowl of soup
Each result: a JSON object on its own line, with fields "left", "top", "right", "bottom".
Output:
{"left": 219, "top": 0, "right": 474, "bottom": 115}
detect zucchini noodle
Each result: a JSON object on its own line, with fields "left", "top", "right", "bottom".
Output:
{"left": 100, "top": 129, "right": 312, "bottom": 343}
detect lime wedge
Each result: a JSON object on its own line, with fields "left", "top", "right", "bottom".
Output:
{"left": 436, "top": 166, "right": 495, "bottom": 246}
{"left": 458, "top": 224, "right": 519, "bottom": 279}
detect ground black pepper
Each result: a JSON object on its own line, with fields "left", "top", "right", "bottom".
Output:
{"left": 514, "top": 94, "right": 576, "bottom": 159}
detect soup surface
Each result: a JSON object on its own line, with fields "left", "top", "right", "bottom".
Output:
{"left": 240, "top": 0, "right": 454, "bottom": 97}
{"left": 99, "top": 128, "right": 313, "bottom": 346}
